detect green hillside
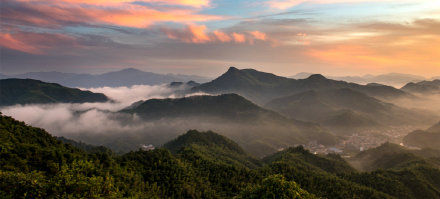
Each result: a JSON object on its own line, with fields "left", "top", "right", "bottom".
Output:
{"left": 0, "top": 79, "right": 108, "bottom": 106}
{"left": 3, "top": 114, "right": 440, "bottom": 198}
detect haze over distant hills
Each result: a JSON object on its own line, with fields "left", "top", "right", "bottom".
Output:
{"left": 290, "top": 72, "right": 428, "bottom": 87}
{"left": 264, "top": 88, "right": 436, "bottom": 131}
{"left": 192, "top": 67, "right": 410, "bottom": 104}
{"left": 0, "top": 68, "right": 211, "bottom": 88}
{"left": 403, "top": 121, "right": 440, "bottom": 150}
{"left": 401, "top": 79, "right": 440, "bottom": 94}
{"left": 121, "top": 94, "right": 338, "bottom": 156}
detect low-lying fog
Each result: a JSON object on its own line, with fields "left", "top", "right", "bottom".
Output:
{"left": 2, "top": 84, "right": 440, "bottom": 155}
{"left": 0, "top": 85, "right": 210, "bottom": 150}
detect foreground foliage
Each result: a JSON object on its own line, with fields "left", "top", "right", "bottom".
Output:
{"left": 2, "top": 114, "right": 440, "bottom": 198}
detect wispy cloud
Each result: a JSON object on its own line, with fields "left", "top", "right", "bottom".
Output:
{"left": 0, "top": 31, "right": 77, "bottom": 54}
{"left": 265, "top": 0, "right": 430, "bottom": 10}
{"left": 161, "top": 24, "right": 269, "bottom": 44}
{"left": 2, "top": 0, "right": 222, "bottom": 29}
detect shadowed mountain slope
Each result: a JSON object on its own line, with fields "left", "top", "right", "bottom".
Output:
{"left": 192, "top": 67, "right": 409, "bottom": 104}
{"left": 0, "top": 78, "right": 108, "bottom": 106}
{"left": 402, "top": 79, "right": 440, "bottom": 94}
{"left": 403, "top": 122, "right": 440, "bottom": 150}
{"left": 265, "top": 88, "right": 432, "bottom": 128}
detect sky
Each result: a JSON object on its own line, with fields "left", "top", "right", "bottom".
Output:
{"left": 1, "top": 0, "right": 439, "bottom": 77}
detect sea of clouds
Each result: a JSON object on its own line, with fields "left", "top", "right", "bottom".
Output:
{"left": 0, "top": 84, "right": 206, "bottom": 137}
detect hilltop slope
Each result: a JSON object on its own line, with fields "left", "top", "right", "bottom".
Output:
{"left": 0, "top": 79, "right": 108, "bottom": 106}
{"left": 403, "top": 122, "right": 440, "bottom": 150}
{"left": 402, "top": 79, "right": 440, "bottom": 94}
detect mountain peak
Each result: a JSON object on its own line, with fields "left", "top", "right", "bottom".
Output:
{"left": 307, "top": 74, "right": 327, "bottom": 80}
{"left": 164, "top": 130, "right": 246, "bottom": 154}
{"left": 118, "top": 68, "right": 144, "bottom": 73}
{"left": 227, "top": 66, "right": 239, "bottom": 72}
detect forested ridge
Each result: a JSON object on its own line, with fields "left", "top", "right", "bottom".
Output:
{"left": 0, "top": 79, "right": 108, "bottom": 106}
{"left": 2, "top": 113, "right": 440, "bottom": 198}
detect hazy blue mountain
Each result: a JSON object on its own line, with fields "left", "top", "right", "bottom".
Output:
{"left": 290, "top": 72, "right": 315, "bottom": 79}
{"left": 192, "top": 67, "right": 410, "bottom": 104}
{"left": 169, "top": 80, "right": 200, "bottom": 88}
{"left": 1, "top": 68, "right": 211, "bottom": 88}
{"left": 401, "top": 79, "right": 440, "bottom": 94}
{"left": 0, "top": 73, "right": 10, "bottom": 79}
{"left": 0, "top": 78, "right": 108, "bottom": 106}
{"left": 121, "top": 94, "right": 339, "bottom": 156}
{"left": 291, "top": 73, "right": 426, "bottom": 87}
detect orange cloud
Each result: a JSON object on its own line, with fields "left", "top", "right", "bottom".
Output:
{"left": 249, "top": 31, "right": 267, "bottom": 41}
{"left": 232, "top": 33, "right": 246, "bottom": 43}
{"left": 18, "top": 0, "right": 211, "bottom": 8}
{"left": 213, "top": 30, "right": 232, "bottom": 42}
{"left": 5, "top": 0, "right": 221, "bottom": 29}
{"left": 306, "top": 38, "right": 440, "bottom": 73}
{"left": 0, "top": 32, "right": 77, "bottom": 54}
{"left": 0, "top": 33, "right": 41, "bottom": 54}
{"left": 267, "top": 0, "right": 424, "bottom": 10}
{"left": 163, "top": 24, "right": 270, "bottom": 44}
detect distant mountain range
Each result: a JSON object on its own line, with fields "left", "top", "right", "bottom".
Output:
{"left": 401, "top": 79, "right": 440, "bottom": 94}
{"left": 191, "top": 67, "right": 409, "bottom": 105}
{"left": 0, "top": 68, "right": 211, "bottom": 88}
{"left": 290, "top": 72, "right": 428, "bottom": 87}
{"left": 0, "top": 79, "right": 108, "bottom": 106}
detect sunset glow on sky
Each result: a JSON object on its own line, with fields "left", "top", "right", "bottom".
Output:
{"left": 1, "top": 0, "right": 439, "bottom": 77}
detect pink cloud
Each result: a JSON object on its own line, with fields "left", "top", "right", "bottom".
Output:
{"left": 213, "top": 30, "right": 232, "bottom": 42}
{"left": 162, "top": 24, "right": 270, "bottom": 44}
{"left": 4, "top": 0, "right": 221, "bottom": 29}
{"left": 266, "top": 0, "right": 419, "bottom": 10}
{"left": 232, "top": 32, "right": 246, "bottom": 43}
{"left": 17, "top": 0, "right": 211, "bottom": 8}
{"left": 0, "top": 31, "right": 77, "bottom": 54}
{"left": 249, "top": 31, "right": 267, "bottom": 41}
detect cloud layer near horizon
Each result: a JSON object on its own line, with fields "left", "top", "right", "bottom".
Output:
{"left": 0, "top": 84, "right": 209, "bottom": 139}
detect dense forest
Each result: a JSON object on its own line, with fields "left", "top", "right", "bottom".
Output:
{"left": 2, "top": 113, "right": 440, "bottom": 198}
